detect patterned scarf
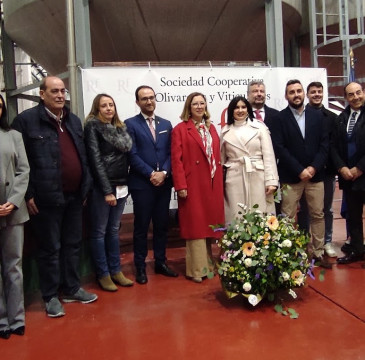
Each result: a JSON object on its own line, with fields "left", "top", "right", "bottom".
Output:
{"left": 197, "top": 123, "right": 216, "bottom": 178}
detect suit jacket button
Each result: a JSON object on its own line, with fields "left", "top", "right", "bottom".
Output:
{"left": 196, "top": 160, "right": 200, "bottom": 164}
{"left": 5, "top": 182, "right": 9, "bottom": 186}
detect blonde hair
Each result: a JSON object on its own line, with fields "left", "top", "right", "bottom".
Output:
{"left": 180, "top": 92, "right": 211, "bottom": 127}
{"left": 85, "top": 93, "right": 124, "bottom": 128}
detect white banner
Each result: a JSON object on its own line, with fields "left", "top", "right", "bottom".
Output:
{"left": 81, "top": 66, "right": 328, "bottom": 212}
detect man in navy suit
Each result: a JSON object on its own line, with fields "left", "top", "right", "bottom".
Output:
{"left": 125, "top": 85, "right": 178, "bottom": 284}
{"left": 270, "top": 79, "right": 330, "bottom": 267}
{"left": 247, "top": 80, "right": 279, "bottom": 125}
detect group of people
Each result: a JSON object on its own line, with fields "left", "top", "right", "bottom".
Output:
{"left": 1, "top": 75, "right": 365, "bottom": 339}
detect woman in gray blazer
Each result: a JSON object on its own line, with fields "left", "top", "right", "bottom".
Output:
{"left": 0, "top": 94, "right": 29, "bottom": 339}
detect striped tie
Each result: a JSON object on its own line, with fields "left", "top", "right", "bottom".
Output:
{"left": 347, "top": 111, "right": 357, "bottom": 136}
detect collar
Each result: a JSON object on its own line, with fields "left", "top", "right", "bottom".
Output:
{"left": 45, "top": 107, "right": 63, "bottom": 121}
{"left": 141, "top": 112, "right": 155, "bottom": 121}
{"left": 289, "top": 105, "right": 305, "bottom": 117}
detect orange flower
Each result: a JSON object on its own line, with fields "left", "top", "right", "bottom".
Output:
{"left": 242, "top": 242, "right": 256, "bottom": 256}
{"left": 266, "top": 216, "right": 279, "bottom": 231}
{"left": 291, "top": 270, "right": 304, "bottom": 286}
{"left": 263, "top": 233, "right": 271, "bottom": 241}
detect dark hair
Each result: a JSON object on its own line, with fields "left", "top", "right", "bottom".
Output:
{"left": 227, "top": 96, "right": 254, "bottom": 125}
{"left": 0, "top": 94, "right": 10, "bottom": 131}
{"left": 343, "top": 81, "right": 363, "bottom": 96}
{"left": 135, "top": 85, "right": 155, "bottom": 101}
{"left": 285, "top": 79, "right": 302, "bottom": 94}
{"left": 85, "top": 93, "right": 124, "bottom": 128}
{"left": 307, "top": 81, "right": 323, "bottom": 92}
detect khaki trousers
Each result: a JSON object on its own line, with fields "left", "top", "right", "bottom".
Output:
{"left": 281, "top": 181, "right": 325, "bottom": 257}
{"left": 185, "top": 239, "right": 214, "bottom": 278}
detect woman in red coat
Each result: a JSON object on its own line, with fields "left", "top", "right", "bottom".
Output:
{"left": 171, "top": 92, "right": 224, "bottom": 283}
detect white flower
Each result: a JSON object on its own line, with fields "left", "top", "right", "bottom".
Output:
{"left": 244, "top": 258, "right": 252, "bottom": 267}
{"left": 282, "top": 272, "right": 290, "bottom": 281}
{"left": 243, "top": 282, "right": 252, "bottom": 292}
{"left": 288, "top": 289, "right": 297, "bottom": 299}
{"left": 282, "top": 239, "right": 292, "bottom": 247}
{"left": 248, "top": 294, "right": 259, "bottom": 306}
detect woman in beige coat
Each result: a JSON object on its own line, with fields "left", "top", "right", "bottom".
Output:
{"left": 221, "top": 96, "right": 278, "bottom": 224}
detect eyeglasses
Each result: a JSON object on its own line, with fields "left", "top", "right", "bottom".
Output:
{"left": 191, "top": 102, "right": 206, "bottom": 108}
{"left": 140, "top": 96, "right": 155, "bottom": 102}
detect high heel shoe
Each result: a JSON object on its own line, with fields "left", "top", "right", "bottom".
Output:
{"left": 0, "top": 330, "right": 11, "bottom": 339}
{"left": 12, "top": 326, "right": 25, "bottom": 336}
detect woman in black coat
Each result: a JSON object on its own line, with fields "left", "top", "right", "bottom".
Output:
{"left": 84, "top": 94, "right": 133, "bottom": 291}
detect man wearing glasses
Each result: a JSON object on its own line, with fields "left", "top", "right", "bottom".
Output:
{"left": 125, "top": 86, "right": 178, "bottom": 284}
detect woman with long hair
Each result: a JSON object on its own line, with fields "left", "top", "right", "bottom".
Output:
{"left": 0, "top": 94, "right": 29, "bottom": 338}
{"left": 84, "top": 94, "right": 133, "bottom": 291}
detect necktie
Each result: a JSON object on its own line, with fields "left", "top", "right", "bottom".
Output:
{"left": 347, "top": 111, "right": 357, "bottom": 136}
{"left": 147, "top": 117, "right": 156, "bottom": 140}
{"left": 254, "top": 109, "right": 263, "bottom": 122}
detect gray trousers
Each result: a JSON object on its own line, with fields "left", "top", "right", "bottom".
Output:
{"left": 0, "top": 224, "right": 25, "bottom": 331}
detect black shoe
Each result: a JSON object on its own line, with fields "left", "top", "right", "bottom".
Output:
{"left": 0, "top": 330, "right": 11, "bottom": 339}
{"left": 12, "top": 326, "right": 25, "bottom": 336}
{"left": 341, "top": 243, "right": 365, "bottom": 254}
{"left": 340, "top": 243, "right": 353, "bottom": 254}
{"left": 155, "top": 263, "right": 178, "bottom": 277}
{"left": 337, "top": 252, "right": 364, "bottom": 264}
{"left": 136, "top": 268, "right": 148, "bottom": 284}
{"left": 313, "top": 256, "right": 333, "bottom": 269}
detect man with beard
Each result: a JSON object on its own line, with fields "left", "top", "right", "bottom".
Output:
{"left": 297, "top": 82, "right": 338, "bottom": 258}
{"left": 246, "top": 81, "right": 279, "bottom": 125}
{"left": 331, "top": 82, "right": 365, "bottom": 265}
{"left": 270, "top": 79, "right": 330, "bottom": 267}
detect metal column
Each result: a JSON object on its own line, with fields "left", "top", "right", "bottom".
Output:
{"left": 265, "top": 0, "right": 284, "bottom": 67}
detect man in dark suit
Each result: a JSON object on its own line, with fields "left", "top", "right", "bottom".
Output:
{"left": 270, "top": 79, "right": 330, "bottom": 267}
{"left": 125, "top": 85, "right": 178, "bottom": 284}
{"left": 297, "top": 82, "right": 338, "bottom": 258}
{"left": 247, "top": 81, "right": 279, "bottom": 125}
{"left": 331, "top": 82, "right": 365, "bottom": 265}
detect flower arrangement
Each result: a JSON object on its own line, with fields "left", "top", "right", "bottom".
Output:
{"left": 216, "top": 204, "right": 311, "bottom": 307}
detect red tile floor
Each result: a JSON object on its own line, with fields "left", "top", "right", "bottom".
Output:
{"left": 2, "top": 184, "right": 365, "bottom": 360}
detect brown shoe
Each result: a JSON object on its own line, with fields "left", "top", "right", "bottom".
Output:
{"left": 111, "top": 272, "right": 134, "bottom": 287}
{"left": 98, "top": 275, "right": 118, "bottom": 292}
{"left": 313, "top": 256, "right": 333, "bottom": 269}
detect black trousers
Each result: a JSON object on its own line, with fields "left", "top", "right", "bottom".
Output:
{"left": 31, "top": 193, "right": 83, "bottom": 301}
{"left": 130, "top": 186, "right": 171, "bottom": 269}
{"left": 344, "top": 188, "right": 365, "bottom": 255}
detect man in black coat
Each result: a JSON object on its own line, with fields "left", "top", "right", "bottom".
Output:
{"left": 331, "top": 81, "right": 365, "bottom": 265}
{"left": 12, "top": 77, "right": 97, "bottom": 318}
{"left": 297, "top": 82, "right": 338, "bottom": 258}
{"left": 270, "top": 79, "right": 329, "bottom": 267}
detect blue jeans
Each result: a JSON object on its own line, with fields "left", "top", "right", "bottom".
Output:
{"left": 88, "top": 187, "right": 127, "bottom": 278}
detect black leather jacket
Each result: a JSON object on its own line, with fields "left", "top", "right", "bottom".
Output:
{"left": 84, "top": 118, "right": 132, "bottom": 195}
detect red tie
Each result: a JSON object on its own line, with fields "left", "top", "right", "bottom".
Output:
{"left": 254, "top": 109, "right": 263, "bottom": 122}
{"left": 147, "top": 117, "right": 156, "bottom": 140}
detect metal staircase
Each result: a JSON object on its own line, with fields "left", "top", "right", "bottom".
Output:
{"left": 309, "top": 0, "right": 365, "bottom": 102}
